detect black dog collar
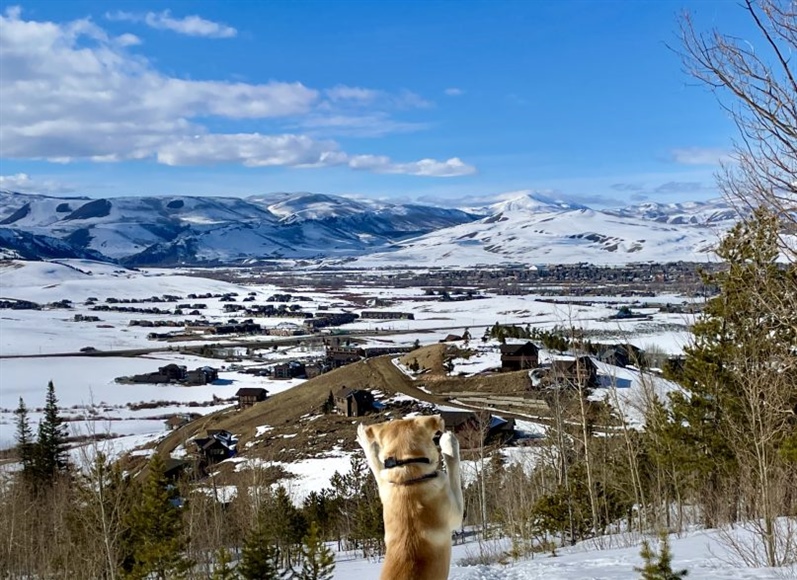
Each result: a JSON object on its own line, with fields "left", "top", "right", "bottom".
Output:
{"left": 383, "top": 456, "right": 431, "bottom": 469}
{"left": 390, "top": 471, "right": 439, "bottom": 486}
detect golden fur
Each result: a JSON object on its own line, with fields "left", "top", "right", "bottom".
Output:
{"left": 357, "top": 415, "right": 463, "bottom": 580}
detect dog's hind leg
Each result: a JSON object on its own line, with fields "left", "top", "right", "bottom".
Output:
{"left": 439, "top": 431, "right": 464, "bottom": 530}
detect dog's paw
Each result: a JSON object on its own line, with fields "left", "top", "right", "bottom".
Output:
{"left": 439, "top": 431, "right": 460, "bottom": 459}
{"left": 356, "top": 423, "right": 370, "bottom": 450}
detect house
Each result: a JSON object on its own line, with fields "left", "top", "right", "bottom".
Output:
{"left": 235, "top": 387, "right": 268, "bottom": 409}
{"left": 304, "top": 362, "right": 327, "bottom": 379}
{"left": 598, "top": 344, "right": 645, "bottom": 368}
{"left": 163, "top": 458, "right": 193, "bottom": 482}
{"left": 185, "top": 366, "right": 219, "bottom": 385}
{"left": 326, "top": 346, "right": 365, "bottom": 368}
{"left": 268, "top": 322, "right": 306, "bottom": 336}
{"left": 500, "top": 342, "right": 540, "bottom": 371}
{"left": 440, "top": 410, "right": 481, "bottom": 434}
{"left": 303, "top": 312, "right": 359, "bottom": 331}
{"left": 273, "top": 361, "right": 305, "bottom": 379}
{"left": 440, "top": 410, "right": 516, "bottom": 446}
{"left": 360, "top": 311, "right": 415, "bottom": 320}
{"left": 193, "top": 429, "right": 237, "bottom": 464}
{"left": 335, "top": 387, "right": 375, "bottom": 417}
{"left": 159, "top": 364, "right": 187, "bottom": 381}
{"left": 549, "top": 356, "right": 598, "bottom": 390}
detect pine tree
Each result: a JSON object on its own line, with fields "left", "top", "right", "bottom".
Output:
{"left": 239, "top": 515, "right": 280, "bottom": 580}
{"left": 35, "top": 381, "right": 69, "bottom": 483}
{"left": 268, "top": 486, "right": 307, "bottom": 568}
{"left": 211, "top": 547, "right": 238, "bottom": 580}
{"left": 124, "top": 454, "right": 191, "bottom": 579}
{"left": 14, "top": 397, "right": 35, "bottom": 475}
{"left": 634, "top": 532, "right": 688, "bottom": 580}
{"left": 662, "top": 210, "right": 797, "bottom": 536}
{"left": 297, "top": 521, "right": 335, "bottom": 580}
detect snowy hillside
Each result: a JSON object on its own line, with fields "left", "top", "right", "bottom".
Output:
{"left": 347, "top": 194, "right": 728, "bottom": 267}
{"left": 0, "top": 190, "right": 744, "bottom": 267}
{"left": 0, "top": 190, "right": 479, "bottom": 266}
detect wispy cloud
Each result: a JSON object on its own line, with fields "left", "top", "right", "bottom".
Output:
{"left": 444, "top": 87, "right": 464, "bottom": 96}
{"left": 670, "top": 147, "right": 734, "bottom": 166}
{"left": 106, "top": 9, "right": 237, "bottom": 39}
{"left": 0, "top": 9, "right": 473, "bottom": 178}
{"left": 0, "top": 173, "right": 74, "bottom": 193}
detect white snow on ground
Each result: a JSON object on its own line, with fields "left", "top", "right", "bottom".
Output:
{"left": 334, "top": 526, "right": 789, "bottom": 579}
{"left": 589, "top": 359, "right": 683, "bottom": 427}
{"left": 223, "top": 449, "right": 355, "bottom": 504}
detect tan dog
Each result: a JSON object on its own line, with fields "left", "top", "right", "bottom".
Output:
{"left": 357, "top": 415, "right": 463, "bottom": 580}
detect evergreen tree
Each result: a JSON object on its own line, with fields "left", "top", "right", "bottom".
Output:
{"left": 35, "top": 381, "right": 69, "bottom": 483}
{"left": 211, "top": 547, "right": 238, "bottom": 580}
{"left": 239, "top": 514, "right": 280, "bottom": 580}
{"left": 662, "top": 210, "right": 797, "bottom": 531}
{"left": 123, "top": 454, "right": 190, "bottom": 579}
{"left": 634, "top": 532, "right": 688, "bottom": 580}
{"left": 321, "top": 391, "right": 335, "bottom": 414}
{"left": 268, "top": 486, "right": 307, "bottom": 567}
{"left": 297, "top": 521, "right": 335, "bottom": 580}
{"left": 14, "top": 397, "right": 35, "bottom": 475}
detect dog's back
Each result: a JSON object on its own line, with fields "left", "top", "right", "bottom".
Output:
{"left": 380, "top": 482, "right": 453, "bottom": 580}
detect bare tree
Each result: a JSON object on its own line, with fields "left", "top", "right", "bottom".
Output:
{"left": 679, "top": 0, "right": 797, "bottom": 260}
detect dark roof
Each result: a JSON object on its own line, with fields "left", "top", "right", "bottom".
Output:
{"left": 499, "top": 342, "right": 539, "bottom": 355}
{"left": 440, "top": 410, "right": 478, "bottom": 429}
{"left": 235, "top": 387, "right": 268, "bottom": 397}
{"left": 335, "top": 387, "right": 371, "bottom": 399}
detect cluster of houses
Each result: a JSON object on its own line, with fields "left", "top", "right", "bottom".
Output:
{"left": 0, "top": 298, "right": 40, "bottom": 310}
{"left": 497, "top": 340, "right": 653, "bottom": 391}
{"left": 119, "top": 364, "right": 219, "bottom": 386}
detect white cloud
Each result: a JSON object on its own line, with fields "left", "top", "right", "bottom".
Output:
{"left": 347, "top": 155, "right": 476, "bottom": 177}
{"left": 156, "top": 134, "right": 341, "bottom": 167}
{"left": 0, "top": 9, "right": 474, "bottom": 178}
{"left": 115, "top": 33, "right": 141, "bottom": 46}
{"left": 444, "top": 87, "right": 464, "bottom": 96}
{"left": 106, "top": 10, "right": 237, "bottom": 39}
{"left": 156, "top": 134, "right": 476, "bottom": 176}
{"left": 671, "top": 147, "right": 735, "bottom": 166}
{"left": 325, "top": 85, "right": 383, "bottom": 103}
{"left": 0, "top": 172, "right": 74, "bottom": 193}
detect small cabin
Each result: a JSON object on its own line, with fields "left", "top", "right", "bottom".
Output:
{"left": 550, "top": 356, "right": 598, "bottom": 389}
{"left": 598, "top": 344, "right": 644, "bottom": 368}
{"left": 335, "top": 387, "right": 375, "bottom": 417}
{"left": 235, "top": 387, "right": 268, "bottom": 409}
{"left": 500, "top": 342, "right": 540, "bottom": 371}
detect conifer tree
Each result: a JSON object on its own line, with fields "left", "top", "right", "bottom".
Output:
{"left": 124, "top": 454, "right": 190, "bottom": 579}
{"left": 634, "top": 532, "right": 688, "bottom": 580}
{"left": 239, "top": 513, "right": 280, "bottom": 580}
{"left": 211, "top": 547, "right": 238, "bottom": 580}
{"left": 297, "top": 521, "right": 334, "bottom": 580}
{"left": 14, "top": 397, "right": 35, "bottom": 475}
{"left": 268, "top": 486, "right": 307, "bottom": 568}
{"left": 35, "top": 381, "right": 69, "bottom": 484}
{"left": 660, "top": 209, "right": 796, "bottom": 560}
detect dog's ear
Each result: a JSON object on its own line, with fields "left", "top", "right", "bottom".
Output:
{"left": 421, "top": 414, "right": 445, "bottom": 435}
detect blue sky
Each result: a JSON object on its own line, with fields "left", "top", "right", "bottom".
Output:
{"left": 0, "top": 0, "right": 748, "bottom": 207}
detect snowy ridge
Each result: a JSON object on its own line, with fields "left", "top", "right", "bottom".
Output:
{"left": 347, "top": 195, "right": 729, "bottom": 267}
{"left": 0, "top": 190, "right": 479, "bottom": 266}
{"left": 0, "top": 190, "right": 745, "bottom": 267}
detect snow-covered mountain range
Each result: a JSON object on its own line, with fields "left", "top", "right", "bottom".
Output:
{"left": 0, "top": 190, "right": 740, "bottom": 266}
